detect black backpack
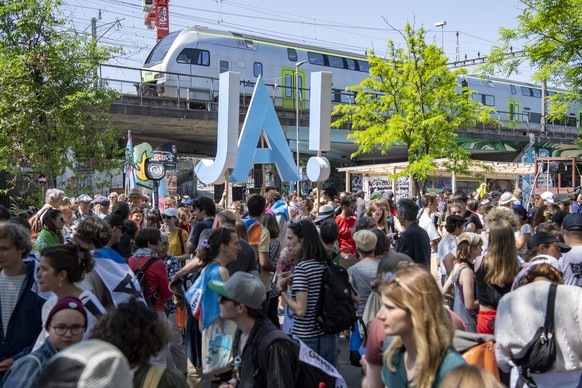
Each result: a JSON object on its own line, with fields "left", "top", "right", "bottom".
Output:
{"left": 131, "top": 256, "right": 159, "bottom": 307}
{"left": 253, "top": 327, "right": 344, "bottom": 387}
{"left": 316, "top": 258, "right": 358, "bottom": 334}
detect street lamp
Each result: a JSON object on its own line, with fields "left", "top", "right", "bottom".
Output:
{"left": 434, "top": 20, "right": 446, "bottom": 50}
{"left": 295, "top": 60, "right": 307, "bottom": 195}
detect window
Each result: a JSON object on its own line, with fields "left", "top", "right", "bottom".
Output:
{"left": 219, "top": 60, "right": 230, "bottom": 74}
{"left": 510, "top": 85, "right": 517, "bottom": 94}
{"left": 484, "top": 95, "right": 495, "bottom": 106}
{"left": 521, "top": 87, "right": 531, "bottom": 97}
{"left": 285, "top": 74, "right": 292, "bottom": 97}
{"left": 253, "top": 62, "right": 263, "bottom": 77}
{"left": 145, "top": 31, "right": 180, "bottom": 65}
{"left": 358, "top": 60, "right": 370, "bottom": 72}
{"left": 287, "top": 48, "right": 298, "bottom": 62}
{"left": 176, "top": 48, "right": 210, "bottom": 66}
{"left": 328, "top": 55, "right": 344, "bottom": 68}
{"left": 308, "top": 52, "right": 325, "bottom": 66}
{"left": 346, "top": 58, "right": 356, "bottom": 70}
{"left": 521, "top": 86, "right": 542, "bottom": 98}
{"left": 532, "top": 88, "right": 542, "bottom": 98}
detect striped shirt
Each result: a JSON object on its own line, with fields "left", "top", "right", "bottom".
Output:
{"left": 291, "top": 259, "right": 326, "bottom": 338}
{"left": 0, "top": 272, "right": 25, "bottom": 337}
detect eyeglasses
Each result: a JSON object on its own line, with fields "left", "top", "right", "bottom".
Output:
{"left": 51, "top": 324, "right": 85, "bottom": 336}
{"left": 384, "top": 272, "right": 413, "bottom": 295}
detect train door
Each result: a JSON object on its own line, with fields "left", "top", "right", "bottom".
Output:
{"left": 508, "top": 99, "right": 521, "bottom": 129}
{"left": 281, "top": 67, "right": 305, "bottom": 110}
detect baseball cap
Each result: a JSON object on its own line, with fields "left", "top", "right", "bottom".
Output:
{"left": 563, "top": 213, "right": 582, "bottom": 231}
{"left": 356, "top": 189, "right": 364, "bottom": 196}
{"left": 499, "top": 192, "right": 517, "bottom": 205}
{"left": 314, "top": 204, "right": 335, "bottom": 223}
{"left": 353, "top": 230, "right": 377, "bottom": 252}
{"left": 208, "top": 272, "right": 266, "bottom": 309}
{"left": 37, "top": 339, "right": 133, "bottom": 388}
{"left": 162, "top": 208, "right": 179, "bottom": 218}
{"left": 103, "top": 214, "right": 126, "bottom": 231}
{"left": 112, "top": 202, "right": 130, "bottom": 220}
{"left": 76, "top": 194, "right": 92, "bottom": 203}
{"left": 491, "top": 191, "right": 502, "bottom": 198}
{"left": 540, "top": 191, "right": 554, "bottom": 203}
{"left": 526, "top": 231, "right": 571, "bottom": 252}
{"left": 91, "top": 196, "right": 110, "bottom": 207}
{"left": 554, "top": 193, "right": 570, "bottom": 203}
{"left": 45, "top": 296, "right": 87, "bottom": 331}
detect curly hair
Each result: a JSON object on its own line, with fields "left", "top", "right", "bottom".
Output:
{"left": 197, "top": 227, "right": 237, "bottom": 264}
{"left": 40, "top": 243, "right": 94, "bottom": 283}
{"left": 74, "top": 217, "right": 111, "bottom": 249}
{"left": 90, "top": 298, "right": 168, "bottom": 366}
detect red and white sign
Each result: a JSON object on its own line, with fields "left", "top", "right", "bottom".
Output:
{"left": 38, "top": 173, "right": 47, "bottom": 186}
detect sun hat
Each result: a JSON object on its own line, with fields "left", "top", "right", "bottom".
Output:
{"left": 499, "top": 192, "right": 517, "bottom": 205}
{"left": 208, "top": 272, "right": 266, "bottom": 310}
{"left": 353, "top": 230, "right": 378, "bottom": 252}
{"left": 37, "top": 339, "right": 133, "bottom": 388}
{"left": 314, "top": 204, "right": 335, "bottom": 223}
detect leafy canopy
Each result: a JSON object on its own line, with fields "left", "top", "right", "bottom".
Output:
{"left": 332, "top": 24, "right": 495, "bottom": 192}
{"left": 484, "top": 0, "right": 582, "bottom": 118}
{"left": 0, "top": 0, "right": 123, "bottom": 193}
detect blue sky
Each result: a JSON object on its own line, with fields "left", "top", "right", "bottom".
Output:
{"left": 63, "top": 0, "right": 532, "bottom": 81}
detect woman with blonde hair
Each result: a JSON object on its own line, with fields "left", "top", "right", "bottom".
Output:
{"left": 475, "top": 219, "right": 520, "bottom": 334}
{"left": 440, "top": 364, "right": 504, "bottom": 388}
{"left": 442, "top": 233, "right": 482, "bottom": 332}
{"left": 374, "top": 265, "right": 465, "bottom": 388}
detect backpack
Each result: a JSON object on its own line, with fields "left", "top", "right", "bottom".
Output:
{"left": 316, "top": 258, "right": 358, "bottom": 334}
{"left": 253, "top": 327, "right": 347, "bottom": 388}
{"left": 132, "top": 257, "right": 159, "bottom": 307}
{"left": 29, "top": 207, "right": 49, "bottom": 242}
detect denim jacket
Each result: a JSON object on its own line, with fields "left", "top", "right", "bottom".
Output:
{"left": 1, "top": 340, "right": 56, "bottom": 388}
{"left": 0, "top": 261, "right": 45, "bottom": 379}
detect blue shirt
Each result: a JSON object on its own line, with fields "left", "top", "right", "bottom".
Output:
{"left": 1, "top": 340, "right": 57, "bottom": 388}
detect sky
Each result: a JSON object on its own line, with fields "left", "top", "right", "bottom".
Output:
{"left": 61, "top": 0, "right": 534, "bottom": 82}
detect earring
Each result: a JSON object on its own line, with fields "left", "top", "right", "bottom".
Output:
{"left": 59, "top": 280, "right": 62, "bottom": 288}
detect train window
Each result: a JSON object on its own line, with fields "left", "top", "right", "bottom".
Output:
{"left": 532, "top": 88, "right": 542, "bottom": 98}
{"left": 308, "top": 52, "right": 325, "bottom": 66}
{"left": 484, "top": 95, "right": 495, "bottom": 106}
{"left": 287, "top": 48, "right": 298, "bottom": 62}
{"left": 521, "top": 87, "right": 531, "bottom": 97}
{"left": 285, "top": 75, "right": 292, "bottom": 97}
{"left": 346, "top": 58, "right": 356, "bottom": 70}
{"left": 547, "top": 91, "right": 556, "bottom": 96}
{"left": 145, "top": 31, "right": 180, "bottom": 65}
{"left": 510, "top": 85, "right": 517, "bottom": 94}
{"left": 358, "top": 60, "right": 370, "bottom": 72}
{"left": 176, "top": 48, "right": 210, "bottom": 66}
{"left": 472, "top": 93, "right": 482, "bottom": 103}
{"left": 567, "top": 115, "right": 577, "bottom": 127}
{"left": 219, "top": 60, "right": 230, "bottom": 74}
{"left": 253, "top": 62, "right": 263, "bottom": 77}
{"left": 328, "top": 55, "right": 344, "bottom": 69}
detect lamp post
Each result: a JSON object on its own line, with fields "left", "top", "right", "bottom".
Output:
{"left": 295, "top": 60, "right": 307, "bottom": 195}
{"left": 434, "top": 20, "right": 446, "bottom": 50}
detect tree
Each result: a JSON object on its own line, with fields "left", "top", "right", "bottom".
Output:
{"left": 332, "top": 24, "right": 495, "bottom": 194}
{"left": 484, "top": 0, "right": 582, "bottom": 119}
{"left": 0, "top": 0, "right": 123, "bottom": 196}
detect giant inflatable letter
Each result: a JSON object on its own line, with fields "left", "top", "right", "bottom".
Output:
{"left": 307, "top": 72, "right": 331, "bottom": 182}
{"left": 230, "top": 76, "right": 300, "bottom": 182}
{"left": 194, "top": 71, "right": 240, "bottom": 185}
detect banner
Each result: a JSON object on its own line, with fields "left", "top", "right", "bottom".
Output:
{"left": 124, "top": 131, "right": 136, "bottom": 190}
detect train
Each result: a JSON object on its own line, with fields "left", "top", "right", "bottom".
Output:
{"left": 141, "top": 25, "right": 581, "bottom": 135}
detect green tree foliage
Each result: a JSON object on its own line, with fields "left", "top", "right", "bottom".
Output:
{"left": 0, "top": 0, "right": 123, "bottom": 192}
{"left": 332, "top": 25, "right": 495, "bottom": 193}
{"left": 484, "top": 0, "right": 582, "bottom": 118}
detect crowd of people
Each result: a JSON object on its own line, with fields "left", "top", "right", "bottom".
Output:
{"left": 0, "top": 184, "right": 581, "bottom": 387}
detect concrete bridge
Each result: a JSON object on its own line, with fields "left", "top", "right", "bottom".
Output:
{"left": 104, "top": 65, "right": 580, "bottom": 165}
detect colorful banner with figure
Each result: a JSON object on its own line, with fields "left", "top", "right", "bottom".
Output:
{"left": 125, "top": 131, "right": 136, "bottom": 191}
{"left": 133, "top": 142, "right": 154, "bottom": 190}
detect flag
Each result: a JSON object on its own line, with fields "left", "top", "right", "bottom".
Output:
{"left": 125, "top": 130, "right": 136, "bottom": 190}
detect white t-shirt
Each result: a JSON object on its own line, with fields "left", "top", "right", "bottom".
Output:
{"left": 437, "top": 235, "right": 456, "bottom": 276}
{"left": 560, "top": 245, "right": 582, "bottom": 286}
{"left": 515, "top": 223, "right": 533, "bottom": 256}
